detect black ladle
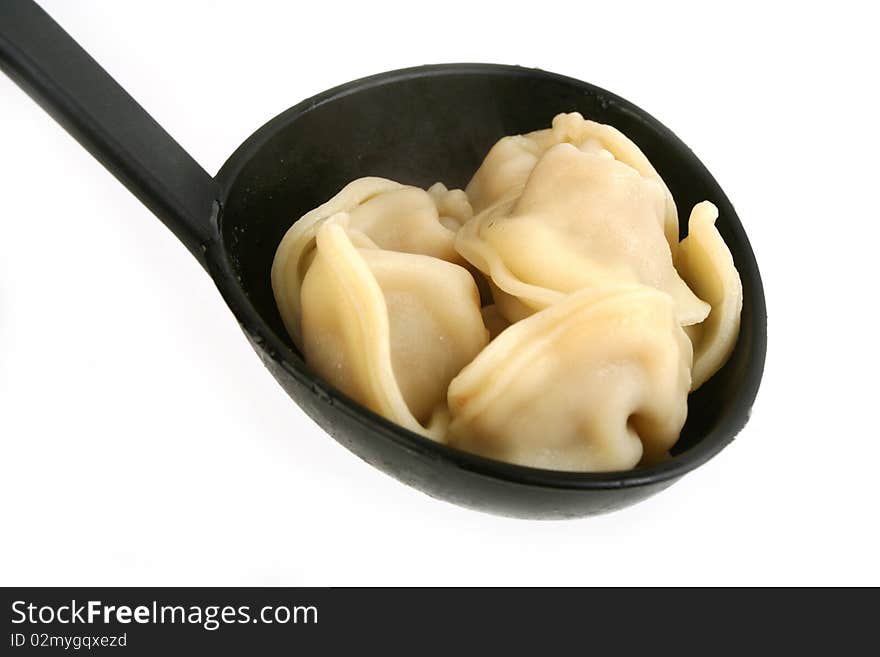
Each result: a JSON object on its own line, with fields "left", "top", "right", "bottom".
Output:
{"left": 1, "top": 1, "right": 766, "bottom": 519}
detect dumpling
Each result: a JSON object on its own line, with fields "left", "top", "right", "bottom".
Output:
{"left": 466, "top": 111, "right": 680, "bottom": 252}
{"left": 271, "top": 177, "right": 472, "bottom": 346}
{"left": 300, "top": 214, "right": 488, "bottom": 439}
{"left": 447, "top": 285, "right": 693, "bottom": 472}
{"left": 675, "top": 202, "right": 743, "bottom": 390}
{"left": 456, "top": 142, "right": 710, "bottom": 326}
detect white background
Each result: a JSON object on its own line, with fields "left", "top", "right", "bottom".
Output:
{"left": 1, "top": 1, "right": 878, "bottom": 586}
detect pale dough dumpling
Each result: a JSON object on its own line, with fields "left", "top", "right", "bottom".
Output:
{"left": 447, "top": 285, "right": 693, "bottom": 472}
{"left": 675, "top": 202, "right": 743, "bottom": 390}
{"left": 456, "top": 143, "right": 709, "bottom": 326}
{"left": 271, "top": 177, "right": 472, "bottom": 347}
{"left": 300, "top": 215, "right": 488, "bottom": 439}
{"left": 466, "top": 111, "right": 680, "bottom": 251}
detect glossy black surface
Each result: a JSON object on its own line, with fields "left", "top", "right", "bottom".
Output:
{"left": 1, "top": 1, "right": 766, "bottom": 518}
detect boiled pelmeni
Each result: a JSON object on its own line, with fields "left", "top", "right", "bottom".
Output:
{"left": 675, "top": 202, "right": 743, "bottom": 389}
{"left": 300, "top": 215, "right": 488, "bottom": 439}
{"left": 456, "top": 143, "right": 709, "bottom": 326}
{"left": 447, "top": 285, "right": 693, "bottom": 472}
{"left": 272, "top": 177, "right": 472, "bottom": 346}
{"left": 466, "top": 112, "right": 680, "bottom": 252}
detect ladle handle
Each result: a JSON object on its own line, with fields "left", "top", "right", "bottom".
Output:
{"left": 0, "top": 0, "right": 220, "bottom": 268}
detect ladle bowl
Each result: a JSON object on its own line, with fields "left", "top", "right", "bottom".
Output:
{"left": 1, "top": 0, "right": 766, "bottom": 518}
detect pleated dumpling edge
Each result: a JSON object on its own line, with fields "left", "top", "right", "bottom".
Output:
{"left": 676, "top": 201, "right": 744, "bottom": 390}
